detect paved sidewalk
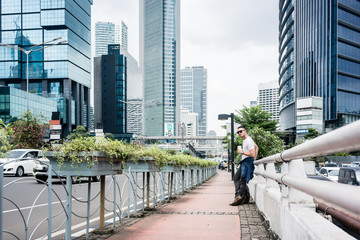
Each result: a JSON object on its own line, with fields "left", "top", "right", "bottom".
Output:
{"left": 105, "top": 170, "right": 272, "bottom": 240}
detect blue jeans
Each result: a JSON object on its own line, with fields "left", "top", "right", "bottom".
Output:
{"left": 233, "top": 157, "right": 254, "bottom": 198}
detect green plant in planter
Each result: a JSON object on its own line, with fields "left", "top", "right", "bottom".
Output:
{"left": 47, "top": 137, "right": 218, "bottom": 170}
{"left": 48, "top": 137, "right": 141, "bottom": 169}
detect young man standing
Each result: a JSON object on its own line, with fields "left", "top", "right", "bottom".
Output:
{"left": 229, "top": 125, "right": 257, "bottom": 206}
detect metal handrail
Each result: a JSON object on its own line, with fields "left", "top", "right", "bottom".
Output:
{"left": 254, "top": 169, "right": 360, "bottom": 215}
{"left": 254, "top": 119, "right": 360, "bottom": 165}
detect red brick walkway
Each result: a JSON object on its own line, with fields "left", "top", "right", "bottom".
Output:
{"left": 107, "top": 170, "right": 240, "bottom": 240}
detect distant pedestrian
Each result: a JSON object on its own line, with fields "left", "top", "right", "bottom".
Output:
{"left": 229, "top": 125, "right": 258, "bottom": 206}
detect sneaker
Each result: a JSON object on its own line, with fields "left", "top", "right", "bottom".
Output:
{"left": 229, "top": 196, "right": 242, "bottom": 206}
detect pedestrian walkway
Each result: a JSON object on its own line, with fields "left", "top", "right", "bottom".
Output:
{"left": 106, "top": 170, "right": 273, "bottom": 240}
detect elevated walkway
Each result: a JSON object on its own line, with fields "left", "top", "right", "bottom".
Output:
{"left": 106, "top": 170, "right": 272, "bottom": 240}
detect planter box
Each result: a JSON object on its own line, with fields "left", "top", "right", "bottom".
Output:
{"left": 45, "top": 151, "right": 122, "bottom": 176}
{"left": 124, "top": 158, "right": 189, "bottom": 172}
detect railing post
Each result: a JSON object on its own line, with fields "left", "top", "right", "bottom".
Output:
{"left": 65, "top": 175, "right": 72, "bottom": 240}
{"left": 100, "top": 175, "right": 105, "bottom": 227}
{"left": 174, "top": 172, "right": 177, "bottom": 196}
{"left": 113, "top": 175, "right": 116, "bottom": 227}
{"left": 153, "top": 173, "right": 156, "bottom": 206}
{"left": 181, "top": 170, "right": 185, "bottom": 194}
{"left": 142, "top": 172, "right": 145, "bottom": 211}
{"left": 0, "top": 165, "right": 3, "bottom": 240}
{"left": 128, "top": 168, "right": 131, "bottom": 218}
{"left": 265, "top": 163, "right": 280, "bottom": 189}
{"left": 146, "top": 172, "right": 150, "bottom": 208}
{"left": 161, "top": 172, "right": 165, "bottom": 202}
{"left": 170, "top": 172, "right": 174, "bottom": 198}
{"left": 287, "top": 159, "right": 313, "bottom": 204}
{"left": 191, "top": 169, "right": 194, "bottom": 189}
{"left": 134, "top": 172, "right": 137, "bottom": 214}
{"left": 47, "top": 165, "right": 52, "bottom": 240}
{"left": 280, "top": 163, "right": 289, "bottom": 198}
{"left": 86, "top": 176, "right": 91, "bottom": 239}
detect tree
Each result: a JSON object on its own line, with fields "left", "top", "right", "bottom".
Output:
{"left": 67, "top": 125, "right": 89, "bottom": 140}
{"left": 234, "top": 105, "right": 278, "bottom": 132}
{"left": 9, "top": 110, "right": 49, "bottom": 149}
{"left": 247, "top": 127, "right": 284, "bottom": 159}
{"left": 304, "top": 128, "right": 318, "bottom": 140}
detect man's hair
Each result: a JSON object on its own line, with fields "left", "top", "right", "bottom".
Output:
{"left": 238, "top": 125, "right": 246, "bottom": 130}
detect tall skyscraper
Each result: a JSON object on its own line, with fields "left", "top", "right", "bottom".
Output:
{"left": 95, "top": 22, "right": 115, "bottom": 57}
{"left": 279, "top": 0, "right": 360, "bottom": 133}
{"left": 0, "top": 0, "right": 92, "bottom": 135}
{"left": 258, "top": 80, "right": 280, "bottom": 121}
{"left": 180, "top": 66, "right": 207, "bottom": 136}
{"left": 121, "top": 21, "right": 128, "bottom": 52}
{"left": 94, "top": 45, "right": 127, "bottom": 137}
{"left": 140, "top": 0, "right": 180, "bottom": 137}
{"left": 120, "top": 47, "right": 143, "bottom": 136}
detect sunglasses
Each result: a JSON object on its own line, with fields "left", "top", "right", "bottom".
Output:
{"left": 237, "top": 130, "right": 245, "bottom": 134}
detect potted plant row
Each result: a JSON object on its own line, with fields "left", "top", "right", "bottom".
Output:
{"left": 42, "top": 137, "right": 218, "bottom": 177}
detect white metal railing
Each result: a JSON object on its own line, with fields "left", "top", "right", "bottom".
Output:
{"left": 252, "top": 120, "right": 360, "bottom": 239}
{"left": 1, "top": 159, "right": 217, "bottom": 240}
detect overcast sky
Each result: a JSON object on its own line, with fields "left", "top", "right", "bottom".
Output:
{"left": 92, "top": 0, "right": 279, "bottom": 136}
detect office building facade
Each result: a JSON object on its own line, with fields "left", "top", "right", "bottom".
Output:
{"left": 258, "top": 80, "right": 280, "bottom": 121}
{"left": 93, "top": 45, "right": 127, "bottom": 137}
{"left": 140, "top": 0, "right": 180, "bottom": 136}
{"left": 95, "top": 21, "right": 115, "bottom": 57}
{"left": 279, "top": 0, "right": 360, "bottom": 133}
{"left": 0, "top": 86, "right": 57, "bottom": 122}
{"left": 121, "top": 21, "right": 128, "bottom": 51}
{"left": 180, "top": 66, "right": 207, "bottom": 136}
{"left": 0, "top": 0, "right": 92, "bottom": 135}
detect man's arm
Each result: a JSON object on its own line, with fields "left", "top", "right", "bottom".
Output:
{"left": 238, "top": 147, "right": 256, "bottom": 158}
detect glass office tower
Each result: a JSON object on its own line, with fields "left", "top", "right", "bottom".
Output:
{"left": 0, "top": 0, "right": 92, "bottom": 135}
{"left": 180, "top": 66, "right": 207, "bottom": 137}
{"left": 279, "top": 0, "right": 360, "bottom": 132}
{"left": 140, "top": 0, "right": 180, "bottom": 136}
{"left": 95, "top": 21, "right": 115, "bottom": 57}
{"left": 279, "top": 0, "right": 295, "bottom": 131}
{"left": 93, "top": 44, "right": 127, "bottom": 137}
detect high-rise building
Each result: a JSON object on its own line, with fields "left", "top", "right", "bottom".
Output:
{"left": 94, "top": 45, "right": 127, "bottom": 137}
{"left": 279, "top": 0, "right": 295, "bottom": 131}
{"left": 95, "top": 22, "right": 116, "bottom": 57}
{"left": 180, "top": 66, "right": 207, "bottom": 136}
{"left": 121, "top": 21, "right": 128, "bottom": 52}
{"left": 115, "top": 24, "right": 121, "bottom": 45}
{"left": 0, "top": 0, "right": 92, "bottom": 135}
{"left": 279, "top": 0, "right": 360, "bottom": 133}
{"left": 140, "top": 0, "right": 180, "bottom": 137}
{"left": 258, "top": 80, "right": 280, "bottom": 121}
{"left": 180, "top": 107, "right": 197, "bottom": 137}
{"left": 120, "top": 47, "right": 143, "bottom": 136}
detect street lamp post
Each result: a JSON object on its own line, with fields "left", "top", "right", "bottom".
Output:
{"left": 218, "top": 113, "right": 235, "bottom": 180}
{"left": 0, "top": 37, "right": 66, "bottom": 110}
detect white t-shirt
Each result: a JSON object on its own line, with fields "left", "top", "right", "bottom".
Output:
{"left": 242, "top": 136, "right": 255, "bottom": 160}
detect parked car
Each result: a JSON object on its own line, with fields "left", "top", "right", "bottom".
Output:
{"left": 318, "top": 167, "right": 340, "bottom": 182}
{"left": 338, "top": 167, "right": 360, "bottom": 185}
{"left": 327, "top": 169, "right": 340, "bottom": 182}
{"left": 350, "top": 162, "right": 360, "bottom": 167}
{"left": 0, "top": 149, "right": 40, "bottom": 176}
{"left": 33, "top": 156, "right": 101, "bottom": 184}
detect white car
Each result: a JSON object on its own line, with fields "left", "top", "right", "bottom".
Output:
{"left": 0, "top": 149, "right": 41, "bottom": 176}
{"left": 318, "top": 167, "right": 340, "bottom": 182}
